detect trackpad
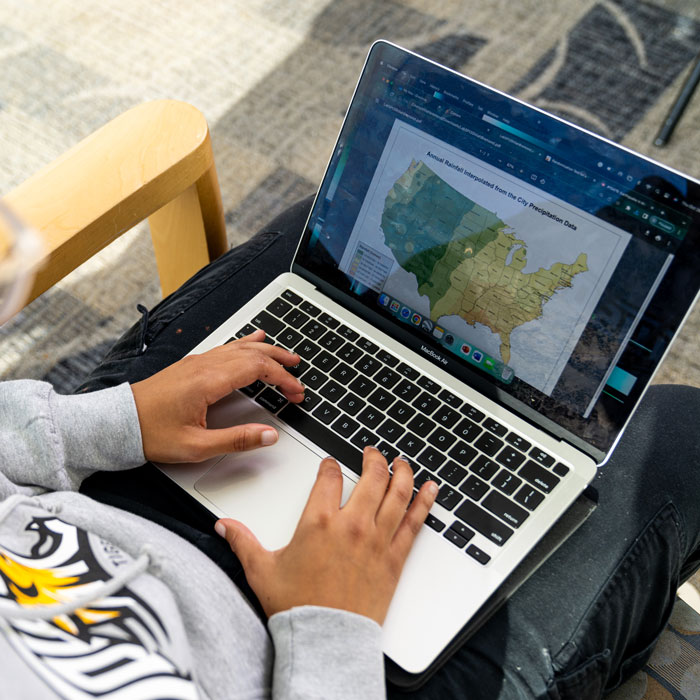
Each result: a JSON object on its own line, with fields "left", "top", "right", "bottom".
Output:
{"left": 195, "top": 395, "right": 352, "bottom": 550}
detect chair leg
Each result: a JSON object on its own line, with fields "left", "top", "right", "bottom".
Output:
{"left": 148, "top": 165, "right": 228, "bottom": 297}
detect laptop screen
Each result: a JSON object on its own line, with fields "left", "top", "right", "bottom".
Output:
{"left": 293, "top": 41, "right": 700, "bottom": 460}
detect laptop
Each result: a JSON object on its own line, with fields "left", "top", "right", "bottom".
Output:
{"left": 156, "top": 40, "right": 700, "bottom": 679}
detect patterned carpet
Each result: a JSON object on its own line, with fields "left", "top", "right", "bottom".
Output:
{"left": 0, "top": 1, "right": 699, "bottom": 697}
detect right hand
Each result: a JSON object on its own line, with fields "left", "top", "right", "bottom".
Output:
{"left": 216, "top": 447, "right": 438, "bottom": 625}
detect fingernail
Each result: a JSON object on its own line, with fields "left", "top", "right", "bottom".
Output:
{"left": 426, "top": 481, "right": 439, "bottom": 496}
{"left": 214, "top": 521, "right": 227, "bottom": 538}
{"left": 261, "top": 429, "right": 278, "bottom": 446}
{"left": 397, "top": 454, "right": 411, "bottom": 463}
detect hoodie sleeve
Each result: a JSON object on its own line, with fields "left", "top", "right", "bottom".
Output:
{"left": 0, "top": 380, "right": 144, "bottom": 496}
{"left": 268, "top": 606, "right": 386, "bottom": 700}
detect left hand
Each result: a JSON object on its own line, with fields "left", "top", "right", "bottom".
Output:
{"left": 131, "top": 330, "right": 304, "bottom": 462}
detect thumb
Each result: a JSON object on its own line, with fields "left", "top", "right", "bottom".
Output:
{"left": 215, "top": 518, "right": 266, "bottom": 573}
{"left": 200, "top": 423, "right": 279, "bottom": 458}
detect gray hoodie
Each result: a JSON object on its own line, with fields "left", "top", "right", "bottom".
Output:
{"left": 0, "top": 380, "right": 385, "bottom": 699}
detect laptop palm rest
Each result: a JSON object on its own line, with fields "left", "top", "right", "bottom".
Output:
{"left": 194, "top": 393, "right": 355, "bottom": 551}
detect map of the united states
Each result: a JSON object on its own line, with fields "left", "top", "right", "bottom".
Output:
{"left": 381, "top": 160, "right": 588, "bottom": 364}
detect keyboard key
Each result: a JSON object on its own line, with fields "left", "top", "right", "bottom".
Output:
{"left": 483, "top": 417, "right": 508, "bottom": 437}
{"left": 428, "top": 427, "right": 457, "bottom": 451}
{"left": 279, "top": 404, "right": 362, "bottom": 475}
{"left": 406, "top": 413, "right": 435, "bottom": 438}
{"left": 351, "top": 427, "right": 380, "bottom": 450}
{"left": 529, "top": 448, "right": 555, "bottom": 467}
{"left": 388, "top": 400, "right": 416, "bottom": 423}
{"left": 459, "top": 474, "right": 489, "bottom": 501}
{"left": 236, "top": 323, "right": 257, "bottom": 338}
{"left": 313, "top": 401, "right": 340, "bottom": 425}
{"left": 337, "top": 325, "right": 359, "bottom": 341}
{"left": 448, "top": 441, "right": 477, "bottom": 467}
{"left": 454, "top": 417, "right": 482, "bottom": 443}
{"left": 519, "top": 460, "right": 560, "bottom": 493}
{"left": 418, "top": 376, "right": 440, "bottom": 392}
{"left": 438, "top": 389, "right": 462, "bottom": 409}
{"left": 413, "top": 392, "right": 440, "bottom": 415}
{"left": 470, "top": 455, "right": 499, "bottom": 480}
{"left": 414, "top": 469, "right": 439, "bottom": 489}
{"left": 397, "top": 362, "right": 420, "bottom": 380}
{"left": 296, "top": 340, "right": 322, "bottom": 360}
{"left": 443, "top": 529, "right": 468, "bottom": 549}
{"left": 281, "top": 289, "right": 302, "bottom": 305}
{"left": 349, "top": 376, "right": 376, "bottom": 398}
{"left": 553, "top": 462, "right": 570, "bottom": 477}
{"left": 425, "top": 514, "right": 446, "bottom": 532}
{"left": 301, "top": 320, "right": 326, "bottom": 340}
{"left": 277, "top": 327, "right": 303, "bottom": 349}
{"left": 455, "top": 500, "right": 514, "bottom": 546}
{"left": 319, "top": 330, "right": 344, "bottom": 352}
{"left": 376, "top": 350, "right": 399, "bottom": 367}
{"left": 496, "top": 447, "right": 526, "bottom": 471}
{"left": 318, "top": 312, "right": 340, "bottom": 329}
{"left": 300, "top": 390, "right": 322, "bottom": 412}
{"left": 417, "top": 446, "right": 447, "bottom": 472}
{"left": 356, "top": 337, "right": 379, "bottom": 354}
{"left": 368, "top": 387, "right": 394, "bottom": 411}
{"left": 506, "top": 432, "right": 531, "bottom": 452}
{"left": 357, "top": 406, "right": 383, "bottom": 429}
{"left": 433, "top": 405, "right": 460, "bottom": 429}
{"left": 312, "top": 350, "right": 339, "bottom": 372}
{"left": 377, "top": 418, "right": 404, "bottom": 443}
{"left": 374, "top": 366, "right": 401, "bottom": 389}
{"left": 377, "top": 441, "right": 399, "bottom": 463}
{"left": 283, "top": 308, "right": 310, "bottom": 329}
{"left": 514, "top": 485, "right": 545, "bottom": 511}
{"left": 332, "top": 415, "right": 360, "bottom": 438}
{"left": 492, "top": 469, "right": 522, "bottom": 496}
{"left": 437, "top": 485, "right": 462, "bottom": 511}
{"left": 240, "top": 380, "right": 264, "bottom": 397}
{"left": 474, "top": 433, "right": 503, "bottom": 457}
{"left": 330, "top": 362, "right": 358, "bottom": 384}
{"left": 320, "top": 380, "right": 346, "bottom": 402}
{"left": 337, "top": 393, "right": 365, "bottom": 416}
{"left": 466, "top": 545, "right": 491, "bottom": 565}
{"left": 483, "top": 491, "right": 529, "bottom": 528}
{"left": 449, "top": 522, "right": 475, "bottom": 542}
{"left": 301, "top": 368, "right": 326, "bottom": 390}
{"left": 337, "top": 343, "right": 363, "bottom": 364}
{"left": 266, "top": 297, "right": 292, "bottom": 318}
{"left": 299, "top": 301, "right": 321, "bottom": 317}
{"left": 287, "top": 359, "right": 309, "bottom": 378}
{"left": 395, "top": 379, "right": 421, "bottom": 402}
{"left": 256, "top": 388, "right": 288, "bottom": 413}
{"left": 396, "top": 434, "right": 425, "bottom": 458}
{"left": 461, "top": 403, "right": 485, "bottom": 422}
{"left": 437, "top": 462, "right": 467, "bottom": 486}
{"left": 251, "top": 310, "right": 285, "bottom": 337}
{"left": 355, "top": 355, "right": 382, "bottom": 377}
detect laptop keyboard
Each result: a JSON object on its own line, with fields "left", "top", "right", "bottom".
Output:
{"left": 230, "top": 289, "right": 571, "bottom": 567}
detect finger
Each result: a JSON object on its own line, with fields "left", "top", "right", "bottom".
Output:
{"left": 193, "top": 423, "right": 280, "bottom": 459}
{"left": 299, "top": 456, "right": 344, "bottom": 522}
{"left": 345, "top": 446, "right": 391, "bottom": 515}
{"left": 229, "top": 328, "right": 266, "bottom": 344}
{"left": 375, "top": 457, "right": 415, "bottom": 537}
{"left": 215, "top": 518, "right": 268, "bottom": 575}
{"left": 228, "top": 341, "right": 301, "bottom": 368}
{"left": 391, "top": 481, "right": 439, "bottom": 560}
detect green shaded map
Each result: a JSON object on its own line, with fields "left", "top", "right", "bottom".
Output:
{"left": 381, "top": 160, "right": 588, "bottom": 363}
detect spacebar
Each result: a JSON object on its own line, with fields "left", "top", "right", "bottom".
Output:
{"left": 277, "top": 404, "right": 364, "bottom": 476}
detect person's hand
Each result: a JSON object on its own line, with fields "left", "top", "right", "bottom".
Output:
{"left": 131, "top": 330, "right": 304, "bottom": 463}
{"left": 215, "top": 447, "right": 438, "bottom": 625}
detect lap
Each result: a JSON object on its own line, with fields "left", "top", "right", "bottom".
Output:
{"left": 78, "top": 196, "right": 700, "bottom": 700}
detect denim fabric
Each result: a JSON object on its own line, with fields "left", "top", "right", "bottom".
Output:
{"left": 77, "top": 197, "right": 700, "bottom": 699}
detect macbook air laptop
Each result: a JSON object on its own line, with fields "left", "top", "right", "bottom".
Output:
{"left": 156, "top": 41, "right": 700, "bottom": 679}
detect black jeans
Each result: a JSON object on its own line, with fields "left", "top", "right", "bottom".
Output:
{"left": 79, "top": 196, "right": 700, "bottom": 699}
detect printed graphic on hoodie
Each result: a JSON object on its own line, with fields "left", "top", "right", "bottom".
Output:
{"left": 0, "top": 516, "right": 197, "bottom": 699}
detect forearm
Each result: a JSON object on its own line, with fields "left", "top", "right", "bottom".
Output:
{"left": 0, "top": 380, "right": 144, "bottom": 495}
{"left": 269, "top": 606, "right": 386, "bottom": 700}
